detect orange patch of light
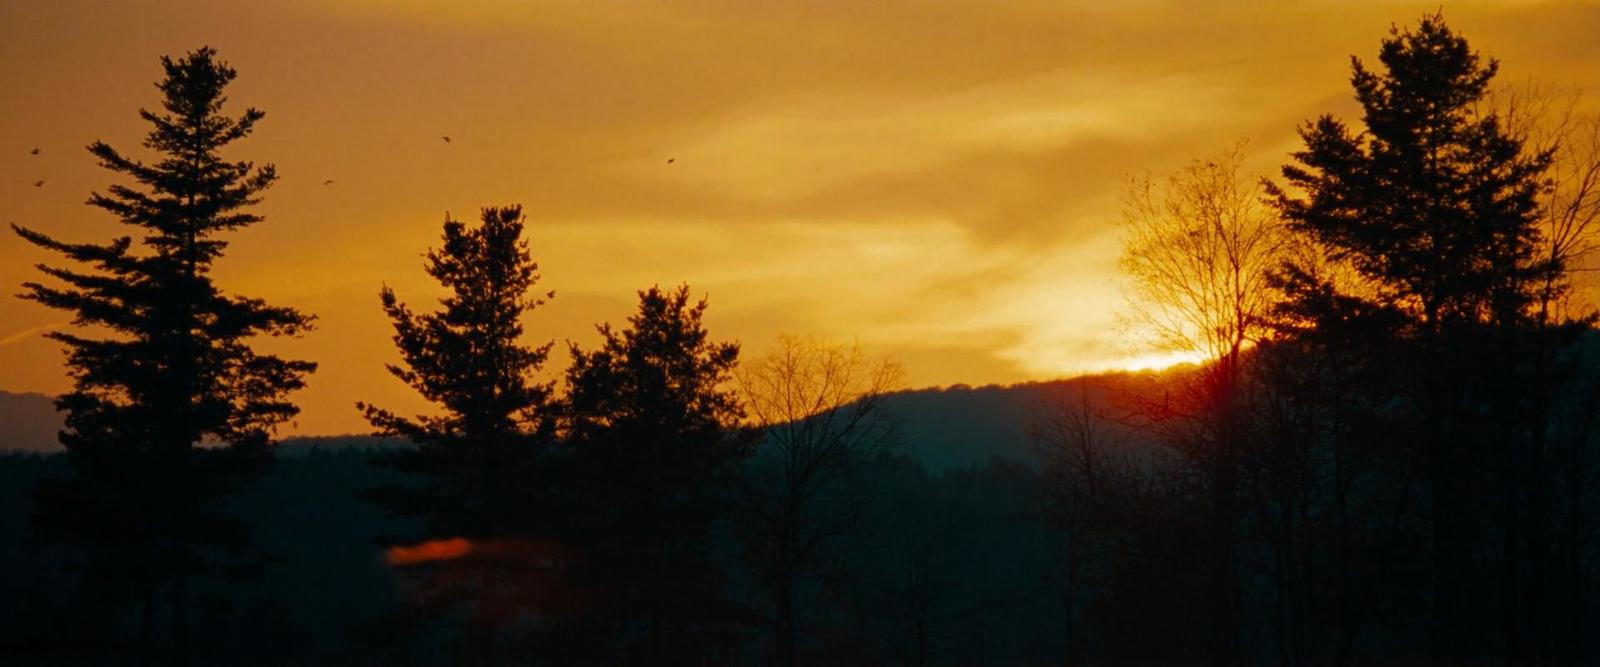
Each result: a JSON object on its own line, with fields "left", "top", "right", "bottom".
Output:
{"left": 1116, "top": 349, "right": 1205, "bottom": 373}
{"left": 386, "top": 537, "right": 471, "bottom": 565}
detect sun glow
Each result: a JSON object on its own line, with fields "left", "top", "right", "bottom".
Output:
{"left": 1113, "top": 349, "right": 1206, "bottom": 373}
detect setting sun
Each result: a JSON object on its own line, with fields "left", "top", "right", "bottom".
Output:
{"left": 1114, "top": 349, "right": 1207, "bottom": 373}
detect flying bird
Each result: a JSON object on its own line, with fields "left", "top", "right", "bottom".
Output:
{"left": 323, "top": 179, "right": 335, "bottom": 186}
{"left": 667, "top": 158, "right": 675, "bottom": 164}
{"left": 29, "top": 148, "right": 40, "bottom": 155}
{"left": 441, "top": 135, "right": 452, "bottom": 144}
{"left": 33, "top": 180, "right": 44, "bottom": 187}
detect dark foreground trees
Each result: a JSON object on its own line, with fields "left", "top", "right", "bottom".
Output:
{"left": 8, "top": 12, "right": 1600, "bottom": 667}
{"left": 349, "top": 221, "right": 760, "bottom": 665}
{"left": 12, "top": 47, "right": 315, "bottom": 666}
{"left": 1054, "top": 12, "right": 1600, "bottom": 667}
{"left": 1269, "top": 13, "right": 1582, "bottom": 664}
{"left": 1118, "top": 145, "right": 1287, "bottom": 665}
{"left": 358, "top": 206, "right": 557, "bottom": 667}
{"left": 734, "top": 336, "right": 900, "bottom": 667}
{"left": 562, "top": 285, "right": 754, "bottom": 665}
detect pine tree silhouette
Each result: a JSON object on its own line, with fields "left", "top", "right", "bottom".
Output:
{"left": 12, "top": 46, "right": 315, "bottom": 666}
{"left": 358, "top": 206, "right": 557, "bottom": 667}
{"left": 1268, "top": 13, "right": 1562, "bottom": 663}
{"left": 563, "top": 285, "right": 752, "bottom": 664}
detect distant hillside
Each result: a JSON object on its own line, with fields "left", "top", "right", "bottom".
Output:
{"left": 0, "top": 391, "right": 61, "bottom": 454}
{"left": 0, "top": 391, "right": 397, "bottom": 455}
{"left": 0, "top": 370, "right": 1174, "bottom": 467}
{"left": 880, "top": 370, "right": 1170, "bottom": 473}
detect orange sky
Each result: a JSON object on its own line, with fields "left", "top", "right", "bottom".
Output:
{"left": 2, "top": 0, "right": 1598, "bottom": 435}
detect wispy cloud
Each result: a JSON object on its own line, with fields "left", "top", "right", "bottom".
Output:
{"left": 0, "top": 322, "right": 65, "bottom": 347}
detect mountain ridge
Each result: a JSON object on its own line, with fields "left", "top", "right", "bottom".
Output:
{"left": 0, "top": 369, "right": 1176, "bottom": 468}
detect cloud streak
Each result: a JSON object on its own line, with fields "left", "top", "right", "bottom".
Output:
{"left": 0, "top": 322, "right": 65, "bottom": 347}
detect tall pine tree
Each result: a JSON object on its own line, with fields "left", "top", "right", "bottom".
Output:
{"left": 12, "top": 47, "right": 315, "bottom": 666}
{"left": 358, "top": 205, "right": 557, "bottom": 667}
{"left": 1267, "top": 14, "right": 1557, "bottom": 663}
{"left": 563, "top": 285, "right": 751, "bottom": 665}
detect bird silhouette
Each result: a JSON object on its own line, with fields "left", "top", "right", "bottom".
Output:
{"left": 29, "top": 148, "right": 40, "bottom": 155}
{"left": 667, "top": 158, "right": 675, "bottom": 164}
{"left": 33, "top": 180, "right": 44, "bottom": 187}
{"left": 441, "top": 135, "right": 452, "bottom": 144}
{"left": 323, "top": 179, "right": 335, "bottom": 186}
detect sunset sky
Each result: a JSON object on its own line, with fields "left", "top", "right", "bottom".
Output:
{"left": 2, "top": 0, "right": 1599, "bottom": 434}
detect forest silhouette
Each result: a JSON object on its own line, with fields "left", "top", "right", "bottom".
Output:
{"left": 3, "top": 12, "right": 1600, "bottom": 667}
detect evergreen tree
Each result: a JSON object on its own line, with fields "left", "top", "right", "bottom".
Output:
{"left": 562, "top": 285, "right": 751, "bottom": 665}
{"left": 357, "top": 206, "right": 557, "bottom": 667}
{"left": 1267, "top": 14, "right": 1560, "bottom": 663}
{"left": 12, "top": 46, "right": 316, "bottom": 666}
{"left": 1270, "top": 15, "right": 1553, "bottom": 328}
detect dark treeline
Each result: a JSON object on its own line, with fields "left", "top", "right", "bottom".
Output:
{"left": 1044, "top": 13, "right": 1600, "bottom": 667}
{"left": 3, "top": 12, "right": 1600, "bottom": 667}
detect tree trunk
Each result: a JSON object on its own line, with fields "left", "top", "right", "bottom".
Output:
{"left": 1210, "top": 468, "right": 1240, "bottom": 667}
{"left": 776, "top": 573, "right": 797, "bottom": 667}
{"left": 1429, "top": 420, "right": 1454, "bottom": 667}
{"left": 173, "top": 571, "right": 189, "bottom": 667}
{"left": 1063, "top": 525, "right": 1077, "bottom": 667}
{"left": 1210, "top": 359, "right": 1242, "bottom": 667}
{"left": 648, "top": 539, "right": 667, "bottom": 663}
{"left": 1333, "top": 413, "right": 1354, "bottom": 667}
{"left": 475, "top": 564, "right": 499, "bottom": 667}
{"left": 1423, "top": 319, "right": 1460, "bottom": 667}
{"left": 141, "top": 579, "right": 155, "bottom": 667}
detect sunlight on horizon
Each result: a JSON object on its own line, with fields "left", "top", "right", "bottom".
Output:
{"left": 1109, "top": 349, "right": 1207, "bottom": 373}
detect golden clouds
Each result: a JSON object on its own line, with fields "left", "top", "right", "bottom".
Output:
{"left": 1, "top": 0, "right": 1598, "bottom": 432}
